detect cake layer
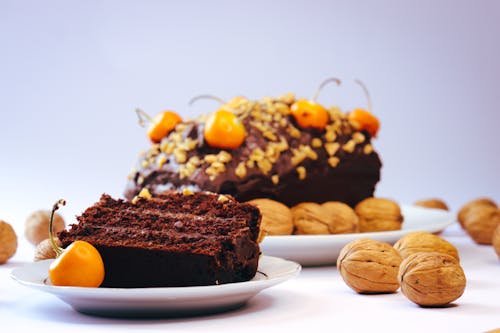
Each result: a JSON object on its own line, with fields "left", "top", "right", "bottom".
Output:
{"left": 58, "top": 192, "right": 261, "bottom": 288}
{"left": 125, "top": 94, "right": 381, "bottom": 207}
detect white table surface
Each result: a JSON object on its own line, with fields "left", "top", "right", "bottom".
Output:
{"left": 1, "top": 223, "right": 499, "bottom": 333}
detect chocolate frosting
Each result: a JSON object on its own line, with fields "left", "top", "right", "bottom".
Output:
{"left": 125, "top": 94, "right": 382, "bottom": 207}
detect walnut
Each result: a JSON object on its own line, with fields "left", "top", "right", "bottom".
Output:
{"left": 399, "top": 252, "right": 466, "bottom": 307}
{"left": 337, "top": 238, "right": 402, "bottom": 293}
{"left": 457, "top": 198, "right": 497, "bottom": 228}
{"left": 0, "top": 220, "right": 17, "bottom": 264}
{"left": 354, "top": 198, "right": 403, "bottom": 232}
{"left": 393, "top": 231, "right": 459, "bottom": 260}
{"left": 462, "top": 205, "right": 500, "bottom": 245}
{"left": 292, "top": 202, "right": 358, "bottom": 235}
{"left": 321, "top": 202, "right": 359, "bottom": 234}
{"left": 34, "top": 237, "right": 61, "bottom": 261}
{"left": 493, "top": 225, "right": 500, "bottom": 260}
{"left": 414, "top": 198, "right": 449, "bottom": 211}
{"left": 248, "top": 199, "right": 293, "bottom": 235}
{"left": 25, "top": 210, "right": 65, "bottom": 246}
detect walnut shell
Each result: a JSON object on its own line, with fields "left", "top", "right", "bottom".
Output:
{"left": 337, "top": 238, "right": 402, "bottom": 293}
{"left": 394, "top": 231, "right": 459, "bottom": 260}
{"left": 457, "top": 198, "right": 497, "bottom": 228}
{"left": 248, "top": 199, "right": 293, "bottom": 235}
{"left": 399, "top": 252, "right": 466, "bottom": 307}
{"left": 462, "top": 205, "right": 500, "bottom": 245}
{"left": 34, "top": 238, "right": 61, "bottom": 261}
{"left": 25, "top": 210, "right": 65, "bottom": 246}
{"left": 493, "top": 225, "right": 500, "bottom": 260}
{"left": 292, "top": 202, "right": 358, "bottom": 235}
{"left": 0, "top": 220, "right": 17, "bottom": 264}
{"left": 321, "top": 202, "right": 359, "bottom": 234}
{"left": 355, "top": 198, "right": 403, "bottom": 232}
{"left": 414, "top": 198, "right": 449, "bottom": 211}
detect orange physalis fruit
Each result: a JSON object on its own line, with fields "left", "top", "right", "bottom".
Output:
{"left": 147, "top": 111, "right": 182, "bottom": 143}
{"left": 49, "top": 240, "right": 105, "bottom": 288}
{"left": 348, "top": 108, "right": 380, "bottom": 137}
{"left": 290, "top": 100, "right": 329, "bottom": 130}
{"left": 47, "top": 199, "right": 105, "bottom": 288}
{"left": 204, "top": 109, "right": 246, "bottom": 149}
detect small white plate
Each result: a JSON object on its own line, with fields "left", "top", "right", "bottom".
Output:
{"left": 260, "top": 205, "right": 455, "bottom": 266}
{"left": 11, "top": 255, "right": 300, "bottom": 318}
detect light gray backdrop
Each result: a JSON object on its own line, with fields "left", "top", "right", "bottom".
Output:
{"left": 1, "top": 0, "right": 499, "bottom": 226}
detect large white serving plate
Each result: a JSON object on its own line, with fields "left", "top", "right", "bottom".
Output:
{"left": 11, "top": 255, "right": 300, "bottom": 318}
{"left": 260, "top": 205, "right": 455, "bottom": 266}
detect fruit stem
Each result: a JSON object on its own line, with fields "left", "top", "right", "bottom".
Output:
{"left": 188, "top": 94, "right": 227, "bottom": 106}
{"left": 312, "top": 77, "right": 341, "bottom": 102}
{"left": 354, "top": 79, "right": 372, "bottom": 112}
{"left": 49, "top": 199, "right": 66, "bottom": 257}
{"left": 135, "top": 108, "right": 154, "bottom": 128}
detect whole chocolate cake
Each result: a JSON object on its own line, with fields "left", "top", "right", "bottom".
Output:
{"left": 125, "top": 93, "right": 382, "bottom": 207}
{"left": 58, "top": 191, "right": 261, "bottom": 288}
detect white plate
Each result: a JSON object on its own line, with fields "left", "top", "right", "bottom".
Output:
{"left": 260, "top": 205, "right": 455, "bottom": 266}
{"left": 10, "top": 255, "right": 300, "bottom": 318}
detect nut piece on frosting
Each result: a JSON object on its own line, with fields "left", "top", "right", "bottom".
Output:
{"left": 337, "top": 238, "right": 402, "bottom": 293}
{"left": 457, "top": 198, "right": 497, "bottom": 228}
{"left": 354, "top": 198, "right": 403, "bottom": 232}
{"left": 462, "top": 205, "right": 500, "bottom": 245}
{"left": 248, "top": 199, "right": 294, "bottom": 235}
{"left": 0, "top": 220, "right": 17, "bottom": 264}
{"left": 25, "top": 210, "right": 65, "bottom": 246}
{"left": 398, "top": 252, "right": 466, "bottom": 307}
{"left": 393, "top": 231, "right": 459, "bottom": 261}
{"left": 292, "top": 202, "right": 358, "bottom": 235}
{"left": 414, "top": 198, "right": 449, "bottom": 211}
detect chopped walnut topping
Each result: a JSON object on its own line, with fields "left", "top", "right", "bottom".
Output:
{"left": 296, "top": 166, "right": 306, "bottom": 180}
{"left": 141, "top": 159, "right": 149, "bottom": 168}
{"left": 328, "top": 156, "right": 340, "bottom": 168}
{"left": 286, "top": 125, "right": 301, "bottom": 139}
{"left": 257, "top": 159, "right": 272, "bottom": 175}
{"left": 271, "top": 174, "right": 279, "bottom": 185}
{"left": 217, "top": 151, "right": 232, "bottom": 163}
{"left": 203, "top": 154, "right": 217, "bottom": 164}
{"left": 182, "top": 188, "right": 194, "bottom": 196}
{"left": 352, "top": 132, "right": 365, "bottom": 144}
{"left": 235, "top": 162, "right": 247, "bottom": 178}
{"left": 156, "top": 154, "right": 168, "bottom": 168}
{"left": 279, "top": 118, "right": 287, "bottom": 127}
{"left": 218, "top": 194, "right": 229, "bottom": 202}
{"left": 364, "top": 144, "right": 374, "bottom": 154}
{"left": 324, "top": 142, "right": 340, "bottom": 156}
{"left": 137, "top": 176, "right": 144, "bottom": 185}
{"left": 277, "top": 92, "right": 295, "bottom": 105}
{"left": 311, "top": 138, "right": 322, "bottom": 148}
{"left": 173, "top": 148, "right": 187, "bottom": 163}
{"left": 342, "top": 140, "right": 356, "bottom": 153}
{"left": 132, "top": 188, "right": 152, "bottom": 204}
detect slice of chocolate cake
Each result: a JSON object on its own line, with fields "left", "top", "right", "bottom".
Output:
{"left": 58, "top": 191, "right": 261, "bottom": 288}
{"left": 125, "top": 93, "right": 381, "bottom": 207}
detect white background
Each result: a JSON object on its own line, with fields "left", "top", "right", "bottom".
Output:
{"left": 1, "top": 0, "right": 499, "bottom": 226}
